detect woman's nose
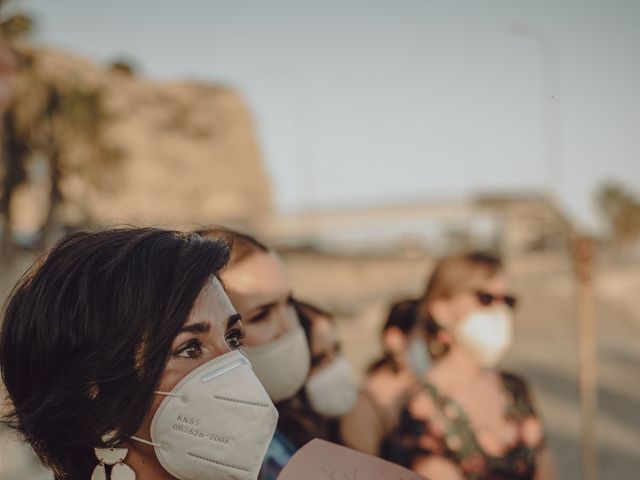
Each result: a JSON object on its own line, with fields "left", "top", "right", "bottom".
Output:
{"left": 275, "top": 304, "right": 298, "bottom": 337}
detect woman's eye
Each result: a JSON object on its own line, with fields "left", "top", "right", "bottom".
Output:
{"left": 311, "top": 353, "right": 327, "bottom": 368}
{"left": 177, "top": 341, "right": 202, "bottom": 359}
{"left": 225, "top": 330, "right": 245, "bottom": 349}
{"left": 249, "top": 310, "right": 269, "bottom": 324}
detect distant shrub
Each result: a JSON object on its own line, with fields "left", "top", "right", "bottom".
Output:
{"left": 109, "top": 59, "right": 136, "bottom": 77}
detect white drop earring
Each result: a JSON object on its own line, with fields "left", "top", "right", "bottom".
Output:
{"left": 92, "top": 447, "right": 136, "bottom": 480}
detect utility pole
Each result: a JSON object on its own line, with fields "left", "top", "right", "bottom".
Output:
{"left": 572, "top": 235, "right": 598, "bottom": 480}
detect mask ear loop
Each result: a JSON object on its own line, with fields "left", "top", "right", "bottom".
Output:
{"left": 130, "top": 435, "right": 161, "bottom": 448}
{"left": 129, "top": 391, "right": 181, "bottom": 448}
{"left": 155, "top": 391, "right": 182, "bottom": 397}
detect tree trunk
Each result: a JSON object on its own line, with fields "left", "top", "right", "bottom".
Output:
{"left": 0, "top": 109, "right": 26, "bottom": 263}
{"left": 40, "top": 147, "right": 62, "bottom": 247}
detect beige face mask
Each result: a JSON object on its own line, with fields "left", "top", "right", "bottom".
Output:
{"left": 131, "top": 351, "right": 278, "bottom": 480}
{"left": 305, "top": 356, "right": 358, "bottom": 418}
{"left": 455, "top": 307, "right": 514, "bottom": 368}
{"left": 241, "top": 325, "right": 311, "bottom": 403}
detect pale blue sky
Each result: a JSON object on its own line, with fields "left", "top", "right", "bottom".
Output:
{"left": 16, "top": 0, "right": 640, "bottom": 231}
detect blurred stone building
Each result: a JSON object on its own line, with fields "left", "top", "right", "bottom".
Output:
{"left": 5, "top": 47, "right": 272, "bottom": 241}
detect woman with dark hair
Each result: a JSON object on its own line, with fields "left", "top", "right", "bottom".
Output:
{"left": 386, "top": 252, "right": 557, "bottom": 480}
{"left": 368, "top": 299, "right": 430, "bottom": 376}
{"left": 276, "top": 300, "right": 357, "bottom": 449}
{"left": 340, "top": 298, "right": 428, "bottom": 456}
{"left": 0, "top": 228, "right": 278, "bottom": 480}
{"left": 196, "top": 228, "right": 311, "bottom": 480}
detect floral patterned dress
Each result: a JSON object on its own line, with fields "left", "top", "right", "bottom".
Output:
{"left": 384, "top": 372, "right": 545, "bottom": 480}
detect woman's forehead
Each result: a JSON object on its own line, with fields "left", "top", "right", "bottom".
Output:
{"left": 186, "top": 277, "right": 237, "bottom": 325}
{"left": 469, "top": 270, "right": 508, "bottom": 292}
{"left": 221, "top": 252, "right": 290, "bottom": 298}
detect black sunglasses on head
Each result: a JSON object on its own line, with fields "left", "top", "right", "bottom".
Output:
{"left": 475, "top": 291, "right": 518, "bottom": 309}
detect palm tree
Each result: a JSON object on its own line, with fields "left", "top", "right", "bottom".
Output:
{"left": 42, "top": 83, "right": 123, "bottom": 241}
{"left": 597, "top": 182, "right": 640, "bottom": 246}
{"left": 0, "top": 7, "right": 123, "bottom": 261}
{"left": 0, "top": 3, "right": 31, "bottom": 259}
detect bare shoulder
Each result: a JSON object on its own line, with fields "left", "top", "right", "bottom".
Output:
{"left": 366, "top": 368, "right": 416, "bottom": 408}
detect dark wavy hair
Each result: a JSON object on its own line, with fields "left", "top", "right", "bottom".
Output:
{"left": 0, "top": 228, "right": 230, "bottom": 480}
{"left": 278, "top": 299, "right": 341, "bottom": 448}
{"left": 367, "top": 298, "right": 421, "bottom": 374}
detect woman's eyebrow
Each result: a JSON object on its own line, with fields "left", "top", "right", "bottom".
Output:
{"left": 247, "top": 302, "right": 276, "bottom": 317}
{"left": 227, "top": 313, "right": 242, "bottom": 329}
{"left": 178, "top": 321, "right": 211, "bottom": 335}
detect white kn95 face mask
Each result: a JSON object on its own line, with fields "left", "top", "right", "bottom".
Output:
{"left": 131, "top": 350, "right": 278, "bottom": 480}
{"left": 241, "top": 325, "right": 311, "bottom": 403}
{"left": 455, "top": 307, "right": 514, "bottom": 368}
{"left": 305, "top": 355, "right": 358, "bottom": 418}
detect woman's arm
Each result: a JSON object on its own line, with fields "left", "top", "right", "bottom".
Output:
{"left": 413, "top": 455, "right": 465, "bottom": 480}
{"left": 340, "top": 392, "right": 384, "bottom": 455}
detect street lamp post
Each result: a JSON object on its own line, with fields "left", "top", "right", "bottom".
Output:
{"left": 509, "top": 21, "right": 562, "bottom": 199}
{"left": 510, "top": 22, "right": 598, "bottom": 480}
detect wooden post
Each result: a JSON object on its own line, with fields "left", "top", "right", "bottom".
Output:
{"left": 572, "top": 235, "right": 598, "bottom": 480}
